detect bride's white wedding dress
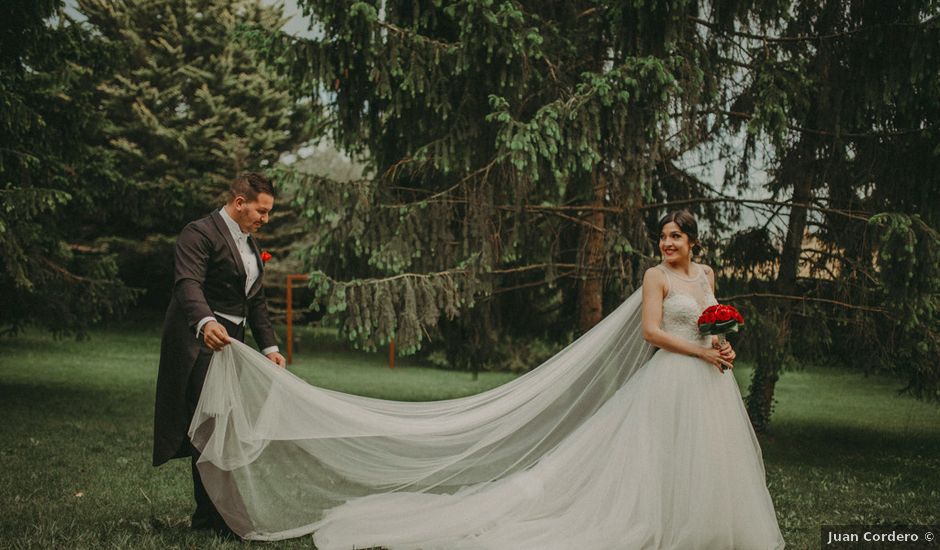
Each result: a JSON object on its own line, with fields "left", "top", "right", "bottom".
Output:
{"left": 190, "top": 263, "right": 785, "bottom": 549}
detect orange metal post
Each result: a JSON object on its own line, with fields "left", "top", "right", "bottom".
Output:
{"left": 286, "top": 274, "right": 309, "bottom": 365}
{"left": 287, "top": 274, "right": 396, "bottom": 369}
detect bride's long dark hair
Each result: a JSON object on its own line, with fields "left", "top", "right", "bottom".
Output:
{"left": 657, "top": 210, "right": 702, "bottom": 256}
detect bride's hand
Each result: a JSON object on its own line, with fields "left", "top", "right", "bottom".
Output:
{"left": 699, "top": 347, "right": 734, "bottom": 372}
{"left": 715, "top": 340, "right": 736, "bottom": 363}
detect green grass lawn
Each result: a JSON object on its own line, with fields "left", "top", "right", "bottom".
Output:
{"left": 0, "top": 325, "right": 938, "bottom": 549}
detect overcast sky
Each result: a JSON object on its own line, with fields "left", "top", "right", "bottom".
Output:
{"left": 265, "top": 0, "right": 316, "bottom": 37}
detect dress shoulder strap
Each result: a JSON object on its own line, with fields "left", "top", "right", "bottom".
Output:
{"left": 654, "top": 264, "right": 672, "bottom": 297}
{"left": 696, "top": 264, "right": 716, "bottom": 296}
{"left": 656, "top": 263, "right": 702, "bottom": 282}
{"left": 654, "top": 264, "right": 675, "bottom": 283}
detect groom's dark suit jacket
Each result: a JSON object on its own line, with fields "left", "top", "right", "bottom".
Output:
{"left": 153, "top": 210, "right": 278, "bottom": 467}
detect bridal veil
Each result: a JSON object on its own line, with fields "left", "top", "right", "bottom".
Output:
{"left": 190, "top": 288, "right": 655, "bottom": 541}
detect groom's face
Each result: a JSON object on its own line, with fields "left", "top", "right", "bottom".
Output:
{"left": 233, "top": 192, "right": 274, "bottom": 233}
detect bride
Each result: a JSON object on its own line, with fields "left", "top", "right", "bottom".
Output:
{"left": 190, "top": 210, "right": 785, "bottom": 549}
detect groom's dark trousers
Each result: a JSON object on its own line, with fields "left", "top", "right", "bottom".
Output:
{"left": 153, "top": 210, "right": 278, "bottom": 534}
{"left": 187, "top": 316, "right": 244, "bottom": 531}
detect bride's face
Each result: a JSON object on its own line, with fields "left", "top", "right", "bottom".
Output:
{"left": 659, "top": 221, "right": 692, "bottom": 264}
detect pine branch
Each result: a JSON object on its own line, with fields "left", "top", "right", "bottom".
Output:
{"left": 717, "top": 109, "right": 937, "bottom": 139}
{"left": 722, "top": 292, "right": 890, "bottom": 314}
{"left": 487, "top": 269, "right": 579, "bottom": 296}
{"left": 639, "top": 197, "right": 873, "bottom": 222}
{"left": 377, "top": 195, "right": 872, "bottom": 224}
{"left": 311, "top": 262, "right": 596, "bottom": 288}
{"left": 688, "top": 16, "right": 937, "bottom": 44}
{"left": 375, "top": 20, "right": 457, "bottom": 51}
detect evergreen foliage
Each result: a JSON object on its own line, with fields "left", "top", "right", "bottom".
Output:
{"left": 5, "top": 0, "right": 937, "bottom": 431}
{"left": 262, "top": 0, "right": 751, "bottom": 364}
{"left": 715, "top": 0, "right": 940, "bottom": 428}
{"left": 0, "top": 0, "right": 136, "bottom": 335}
{"left": 76, "top": 0, "right": 320, "bottom": 307}
{"left": 266, "top": 0, "right": 940, "bottom": 425}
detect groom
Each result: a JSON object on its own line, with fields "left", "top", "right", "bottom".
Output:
{"left": 152, "top": 171, "right": 286, "bottom": 536}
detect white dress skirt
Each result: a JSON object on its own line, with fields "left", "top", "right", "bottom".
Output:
{"left": 190, "top": 263, "right": 785, "bottom": 549}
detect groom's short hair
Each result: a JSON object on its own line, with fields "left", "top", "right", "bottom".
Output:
{"left": 229, "top": 172, "right": 275, "bottom": 202}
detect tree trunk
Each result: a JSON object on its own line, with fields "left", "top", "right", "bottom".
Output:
{"left": 744, "top": 305, "right": 787, "bottom": 434}
{"left": 578, "top": 170, "right": 607, "bottom": 331}
{"left": 746, "top": 170, "right": 813, "bottom": 432}
{"left": 777, "top": 174, "right": 813, "bottom": 295}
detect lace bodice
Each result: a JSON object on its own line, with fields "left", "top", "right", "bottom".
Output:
{"left": 657, "top": 263, "right": 717, "bottom": 343}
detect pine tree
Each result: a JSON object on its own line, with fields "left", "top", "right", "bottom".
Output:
{"left": 714, "top": 0, "right": 940, "bottom": 428}
{"left": 76, "top": 0, "right": 320, "bottom": 307}
{"left": 260, "top": 0, "right": 760, "bottom": 363}
{"left": 257, "top": 1, "right": 939, "bottom": 426}
{"left": 0, "top": 0, "right": 136, "bottom": 335}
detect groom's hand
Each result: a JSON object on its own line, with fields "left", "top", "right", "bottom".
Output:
{"left": 203, "top": 321, "right": 231, "bottom": 351}
{"left": 266, "top": 352, "right": 287, "bottom": 369}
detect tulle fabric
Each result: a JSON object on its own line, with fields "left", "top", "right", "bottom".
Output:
{"left": 191, "top": 288, "right": 655, "bottom": 538}
{"left": 190, "top": 279, "right": 785, "bottom": 549}
{"left": 314, "top": 350, "right": 784, "bottom": 550}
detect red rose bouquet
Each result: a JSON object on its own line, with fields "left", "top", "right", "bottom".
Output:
{"left": 698, "top": 304, "right": 743, "bottom": 372}
{"left": 697, "top": 304, "right": 744, "bottom": 347}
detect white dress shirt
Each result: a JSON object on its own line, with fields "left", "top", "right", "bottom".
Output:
{"left": 195, "top": 208, "right": 278, "bottom": 355}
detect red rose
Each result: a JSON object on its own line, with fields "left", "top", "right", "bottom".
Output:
{"left": 717, "top": 306, "right": 734, "bottom": 322}
{"left": 261, "top": 250, "right": 272, "bottom": 263}
{"left": 698, "top": 311, "right": 717, "bottom": 325}
{"left": 699, "top": 304, "right": 745, "bottom": 327}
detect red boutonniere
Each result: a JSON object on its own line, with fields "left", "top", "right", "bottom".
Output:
{"left": 261, "top": 250, "right": 272, "bottom": 264}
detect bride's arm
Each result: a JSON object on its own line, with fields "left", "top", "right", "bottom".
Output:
{"left": 641, "top": 268, "right": 732, "bottom": 370}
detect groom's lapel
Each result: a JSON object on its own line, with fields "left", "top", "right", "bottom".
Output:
{"left": 246, "top": 236, "right": 264, "bottom": 297}
{"left": 210, "top": 210, "right": 247, "bottom": 281}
